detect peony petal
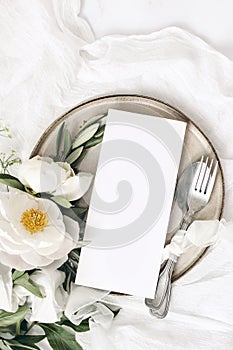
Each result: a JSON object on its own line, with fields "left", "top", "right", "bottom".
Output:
{"left": 0, "top": 250, "right": 35, "bottom": 270}
{"left": 27, "top": 270, "right": 66, "bottom": 323}
{"left": 48, "top": 235, "right": 75, "bottom": 260}
{"left": 21, "top": 250, "right": 52, "bottom": 267}
{"left": 42, "top": 256, "right": 69, "bottom": 271}
{"left": 18, "top": 156, "right": 67, "bottom": 193}
{"left": 54, "top": 172, "right": 93, "bottom": 201}
{"left": 63, "top": 215, "right": 80, "bottom": 242}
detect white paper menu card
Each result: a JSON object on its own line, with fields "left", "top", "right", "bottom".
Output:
{"left": 76, "top": 109, "right": 187, "bottom": 298}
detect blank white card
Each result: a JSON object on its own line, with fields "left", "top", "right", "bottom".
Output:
{"left": 76, "top": 109, "right": 186, "bottom": 298}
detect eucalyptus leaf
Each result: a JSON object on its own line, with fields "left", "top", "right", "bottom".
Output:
{"left": 0, "top": 306, "right": 29, "bottom": 327}
{"left": 84, "top": 136, "right": 103, "bottom": 149}
{"left": 56, "top": 122, "right": 65, "bottom": 157}
{"left": 13, "top": 273, "right": 44, "bottom": 298}
{"left": 51, "top": 196, "right": 72, "bottom": 208}
{"left": 65, "top": 147, "right": 83, "bottom": 165}
{"left": 39, "top": 323, "right": 83, "bottom": 350}
{"left": 63, "top": 130, "right": 72, "bottom": 159}
{"left": 0, "top": 174, "right": 25, "bottom": 191}
{"left": 80, "top": 114, "right": 106, "bottom": 131}
{"left": 72, "top": 123, "right": 99, "bottom": 149}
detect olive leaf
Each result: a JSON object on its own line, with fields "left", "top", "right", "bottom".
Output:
{"left": 51, "top": 196, "right": 72, "bottom": 208}
{"left": 63, "top": 130, "right": 72, "bottom": 159}
{"left": 13, "top": 272, "right": 45, "bottom": 298}
{"left": 39, "top": 323, "right": 83, "bottom": 350}
{"left": 0, "top": 306, "right": 29, "bottom": 327}
{"left": 72, "top": 123, "right": 99, "bottom": 150}
{"left": 79, "top": 113, "right": 106, "bottom": 131}
{"left": 0, "top": 174, "right": 25, "bottom": 191}
{"left": 65, "top": 147, "right": 84, "bottom": 165}
{"left": 71, "top": 149, "right": 87, "bottom": 169}
{"left": 84, "top": 136, "right": 103, "bottom": 149}
{"left": 94, "top": 125, "right": 105, "bottom": 138}
{"left": 56, "top": 122, "right": 65, "bottom": 157}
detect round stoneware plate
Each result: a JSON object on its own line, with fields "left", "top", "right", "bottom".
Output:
{"left": 31, "top": 95, "right": 224, "bottom": 281}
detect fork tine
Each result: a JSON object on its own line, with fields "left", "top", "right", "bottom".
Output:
{"left": 199, "top": 157, "right": 209, "bottom": 192}
{"left": 194, "top": 156, "right": 204, "bottom": 190}
{"left": 201, "top": 158, "right": 212, "bottom": 193}
{"left": 195, "top": 156, "right": 207, "bottom": 191}
{"left": 205, "top": 161, "right": 218, "bottom": 196}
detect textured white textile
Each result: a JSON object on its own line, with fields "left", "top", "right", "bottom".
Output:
{"left": 1, "top": 1, "right": 233, "bottom": 349}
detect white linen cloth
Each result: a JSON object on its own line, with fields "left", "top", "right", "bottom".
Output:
{"left": 1, "top": 1, "right": 233, "bottom": 349}
{"left": 161, "top": 220, "right": 221, "bottom": 263}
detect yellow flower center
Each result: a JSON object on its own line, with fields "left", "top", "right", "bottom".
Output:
{"left": 20, "top": 208, "right": 48, "bottom": 234}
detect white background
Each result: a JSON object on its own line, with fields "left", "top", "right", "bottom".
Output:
{"left": 81, "top": 0, "right": 233, "bottom": 60}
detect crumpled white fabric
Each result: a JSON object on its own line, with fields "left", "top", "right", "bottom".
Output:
{"left": 65, "top": 285, "right": 111, "bottom": 326}
{"left": 1, "top": 1, "right": 233, "bottom": 349}
{"left": 162, "top": 220, "right": 221, "bottom": 263}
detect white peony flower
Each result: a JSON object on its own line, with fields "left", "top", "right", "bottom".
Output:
{"left": 18, "top": 156, "right": 93, "bottom": 201}
{"left": 0, "top": 189, "right": 79, "bottom": 270}
{"left": 14, "top": 269, "right": 66, "bottom": 323}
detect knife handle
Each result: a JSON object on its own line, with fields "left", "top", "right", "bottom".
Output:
{"left": 145, "top": 256, "right": 177, "bottom": 311}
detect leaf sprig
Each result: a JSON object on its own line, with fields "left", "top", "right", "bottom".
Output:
{"left": 55, "top": 114, "right": 106, "bottom": 168}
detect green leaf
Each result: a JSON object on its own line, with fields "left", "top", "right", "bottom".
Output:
{"left": 94, "top": 125, "right": 105, "bottom": 138}
{"left": 12, "top": 270, "right": 25, "bottom": 281}
{"left": 84, "top": 136, "right": 103, "bottom": 149}
{"left": 99, "top": 116, "right": 107, "bottom": 127}
{"left": 13, "top": 335, "right": 45, "bottom": 349}
{"left": 5, "top": 335, "right": 45, "bottom": 350}
{"left": 72, "top": 123, "right": 99, "bottom": 149}
{"left": 51, "top": 196, "right": 72, "bottom": 208}
{"left": 65, "top": 147, "right": 84, "bottom": 165}
{"left": 56, "top": 122, "right": 65, "bottom": 157}
{"left": 71, "top": 149, "right": 87, "bottom": 169}
{"left": 63, "top": 130, "right": 72, "bottom": 159}
{"left": 57, "top": 316, "right": 89, "bottom": 333}
{"left": 71, "top": 207, "right": 88, "bottom": 220}
{"left": 5, "top": 340, "right": 40, "bottom": 350}
{"left": 80, "top": 114, "right": 106, "bottom": 131}
{"left": 0, "top": 339, "right": 11, "bottom": 350}
{"left": 13, "top": 273, "right": 44, "bottom": 298}
{"left": 0, "top": 306, "right": 29, "bottom": 327}
{"left": 39, "top": 323, "right": 83, "bottom": 350}
{"left": 0, "top": 174, "right": 25, "bottom": 191}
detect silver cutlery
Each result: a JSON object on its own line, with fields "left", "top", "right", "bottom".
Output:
{"left": 145, "top": 156, "right": 219, "bottom": 318}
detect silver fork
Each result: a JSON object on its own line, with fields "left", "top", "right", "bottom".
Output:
{"left": 145, "top": 156, "right": 219, "bottom": 318}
